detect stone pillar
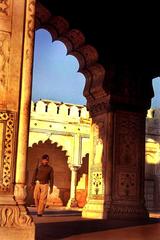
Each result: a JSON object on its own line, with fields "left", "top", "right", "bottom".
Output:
{"left": 83, "top": 64, "right": 152, "bottom": 220}
{"left": 14, "top": 0, "right": 36, "bottom": 206}
{"left": 67, "top": 166, "right": 79, "bottom": 207}
{"left": 67, "top": 133, "right": 81, "bottom": 207}
{"left": 108, "top": 110, "right": 148, "bottom": 219}
{"left": 74, "top": 133, "right": 81, "bottom": 165}
{"left": 0, "top": 0, "right": 36, "bottom": 239}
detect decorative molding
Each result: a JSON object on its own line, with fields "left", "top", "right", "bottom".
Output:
{"left": 0, "top": 111, "right": 15, "bottom": 192}
{"left": 115, "top": 111, "right": 143, "bottom": 167}
{"left": 0, "top": 206, "right": 34, "bottom": 227}
{"left": 109, "top": 204, "right": 148, "bottom": 219}
{"left": 59, "top": 29, "right": 85, "bottom": 52}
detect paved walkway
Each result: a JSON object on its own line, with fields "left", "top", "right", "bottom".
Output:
{"left": 28, "top": 207, "right": 160, "bottom": 240}
{"left": 64, "top": 223, "right": 160, "bottom": 240}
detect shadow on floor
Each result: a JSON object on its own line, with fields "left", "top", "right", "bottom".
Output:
{"left": 28, "top": 208, "right": 160, "bottom": 240}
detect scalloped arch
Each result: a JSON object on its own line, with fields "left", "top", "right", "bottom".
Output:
{"left": 35, "top": 2, "right": 107, "bottom": 112}
{"left": 30, "top": 139, "right": 72, "bottom": 167}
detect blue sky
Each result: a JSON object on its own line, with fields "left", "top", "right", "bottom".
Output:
{"left": 32, "top": 29, "right": 86, "bottom": 105}
{"left": 32, "top": 29, "right": 160, "bottom": 108}
{"left": 151, "top": 77, "right": 160, "bottom": 108}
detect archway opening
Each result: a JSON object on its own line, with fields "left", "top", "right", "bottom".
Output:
{"left": 27, "top": 28, "right": 91, "bottom": 211}
{"left": 32, "top": 29, "right": 86, "bottom": 105}
{"left": 27, "top": 140, "right": 70, "bottom": 207}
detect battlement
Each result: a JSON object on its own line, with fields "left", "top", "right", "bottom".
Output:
{"left": 31, "top": 99, "right": 90, "bottom": 119}
{"left": 147, "top": 109, "right": 160, "bottom": 119}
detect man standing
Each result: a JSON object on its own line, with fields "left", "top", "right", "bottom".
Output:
{"left": 31, "top": 154, "right": 54, "bottom": 216}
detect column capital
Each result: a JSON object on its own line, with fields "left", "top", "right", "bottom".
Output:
{"left": 86, "top": 64, "right": 153, "bottom": 117}
{"left": 69, "top": 165, "right": 80, "bottom": 171}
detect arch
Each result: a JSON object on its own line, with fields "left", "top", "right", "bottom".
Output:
{"left": 29, "top": 138, "right": 72, "bottom": 166}
{"left": 35, "top": 2, "right": 106, "bottom": 111}
{"left": 27, "top": 139, "right": 71, "bottom": 206}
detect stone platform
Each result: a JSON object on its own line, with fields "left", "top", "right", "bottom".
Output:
{"left": 28, "top": 207, "right": 160, "bottom": 240}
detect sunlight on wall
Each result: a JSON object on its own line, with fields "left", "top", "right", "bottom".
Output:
{"left": 32, "top": 29, "right": 86, "bottom": 105}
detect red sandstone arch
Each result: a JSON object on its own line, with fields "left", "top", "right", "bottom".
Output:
{"left": 35, "top": 2, "right": 106, "bottom": 114}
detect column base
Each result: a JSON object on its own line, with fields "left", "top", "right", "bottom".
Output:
{"left": 0, "top": 225, "right": 35, "bottom": 240}
{"left": 108, "top": 203, "right": 149, "bottom": 220}
{"left": 67, "top": 198, "right": 78, "bottom": 208}
{"left": 0, "top": 204, "right": 35, "bottom": 240}
{"left": 82, "top": 199, "right": 107, "bottom": 219}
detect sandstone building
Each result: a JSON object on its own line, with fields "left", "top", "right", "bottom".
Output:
{"left": 0, "top": 0, "right": 160, "bottom": 239}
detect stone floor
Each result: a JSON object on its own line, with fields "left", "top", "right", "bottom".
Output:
{"left": 28, "top": 207, "right": 160, "bottom": 240}
{"left": 64, "top": 222, "right": 160, "bottom": 240}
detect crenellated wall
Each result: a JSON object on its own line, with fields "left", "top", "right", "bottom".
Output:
{"left": 31, "top": 100, "right": 89, "bottom": 119}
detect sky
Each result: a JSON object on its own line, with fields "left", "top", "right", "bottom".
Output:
{"left": 151, "top": 77, "right": 160, "bottom": 108}
{"left": 32, "top": 29, "right": 160, "bottom": 108}
{"left": 32, "top": 29, "right": 86, "bottom": 105}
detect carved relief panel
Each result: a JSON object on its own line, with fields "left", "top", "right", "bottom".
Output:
{"left": 113, "top": 111, "right": 144, "bottom": 200}
{"left": 114, "top": 111, "right": 143, "bottom": 167}
{"left": 117, "top": 172, "right": 137, "bottom": 197}
{"left": 0, "top": 111, "right": 16, "bottom": 192}
{"left": 89, "top": 166, "right": 104, "bottom": 199}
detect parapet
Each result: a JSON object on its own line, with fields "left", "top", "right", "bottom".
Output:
{"left": 31, "top": 99, "right": 90, "bottom": 120}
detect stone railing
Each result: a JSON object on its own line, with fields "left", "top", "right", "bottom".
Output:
{"left": 31, "top": 99, "right": 90, "bottom": 119}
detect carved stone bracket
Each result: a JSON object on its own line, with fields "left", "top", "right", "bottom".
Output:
{"left": 0, "top": 205, "right": 34, "bottom": 227}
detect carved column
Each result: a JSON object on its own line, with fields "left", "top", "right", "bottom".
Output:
{"left": 108, "top": 110, "right": 148, "bottom": 219}
{"left": 83, "top": 64, "right": 152, "bottom": 220}
{"left": 0, "top": 0, "right": 35, "bottom": 239}
{"left": 67, "top": 133, "right": 81, "bottom": 207}
{"left": 67, "top": 166, "right": 79, "bottom": 208}
{"left": 14, "top": 0, "right": 36, "bottom": 206}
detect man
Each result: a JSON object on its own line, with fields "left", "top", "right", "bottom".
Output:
{"left": 31, "top": 154, "right": 54, "bottom": 216}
